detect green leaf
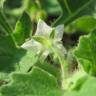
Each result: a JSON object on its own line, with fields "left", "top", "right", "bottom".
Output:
{"left": 72, "top": 16, "right": 96, "bottom": 33}
{"left": 35, "top": 61, "right": 61, "bottom": 80}
{"left": 0, "top": 67, "right": 61, "bottom": 96}
{"left": 0, "top": 35, "right": 37, "bottom": 81}
{"left": 0, "top": 11, "right": 13, "bottom": 35}
{"left": 0, "top": 36, "right": 21, "bottom": 72}
{"left": 17, "top": 48, "right": 38, "bottom": 73}
{"left": 14, "top": 11, "right": 32, "bottom": 45}
{"left": 0, "top": 11, "right": 17, "bottom": 46}
{"left": 74, "top": 31, "right": 96, "bottom": 76}
{"left": 50, "top": 28, "right": 55, "bottom": 39}
{"left": 66, "top": 16, "right": 96, "bottom": 33}
{"left": 53, "top": 0, "right": 95, "bottom": 26}
{"left": 0, "top": 36, "right": 25, "bottom": 82}
{"left": 64, "top": 77, "right": 96, "bottom": 96}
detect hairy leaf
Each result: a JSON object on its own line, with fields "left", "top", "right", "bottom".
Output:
{"left": 0, "top": 35, "right": 37, "bottom": 81}
{"left": 74, "top": 31, "right": 96, "bottom": 76}
{"left": 64, "top": 77, "right": 96, "bottom": 96}
{"left": 0, "top": 67, "right": 61, "bottom": 96}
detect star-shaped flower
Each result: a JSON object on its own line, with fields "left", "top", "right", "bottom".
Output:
{"left": 21, "top": 19, "right": 66, "bottom": 60}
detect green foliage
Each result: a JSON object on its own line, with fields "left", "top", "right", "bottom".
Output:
{"left": 65, "top": 16, "right": 96, "bottom": 33}
{"left": 53, "top": 0, "right": 95, "bottom": 26}
{"left": 0, "top": 35, "right": 37, "bottom": 78}
{"left": 0, "top": 36, "right": 24, "bottom": 72}
{"left": 64, "top": 77, "right": 96, "bottom": 96}
{"left": 1, "top": 0, "right": 96, "bottom": 96}
{"left": 0, "top": 67, "right": 61, "bottom": 96}
{"left": 0, "top": 11, "right": 13, "bottom": 35}
{"left": 71, "top": 16, "right": 96, "bottom": 33}
{"left": 14, "top": 11, "right": 32, "bottom": 45}
{"left": 74, "top": 31, "right": 96, "bottom": 76}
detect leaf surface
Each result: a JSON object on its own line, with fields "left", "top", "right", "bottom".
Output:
{"left": 0, "top": 67, "right": 61, "bottom": 96}
{"left": 64, "top": 77, "right": 96, "bottom": 96}
{"left": 14, "top": 12, "right": 32, "bottom": 45}
{"left": 0, "top": 35, "right": 37, "bottom": 81}
{"left": 66, "top": 16, "right": 96, "bottom": 33}
{"left": 74, "top": 31, "right": 96, "bottom": 76}
{"left": 53, "top": 0, "right": 95, "bottom": 26}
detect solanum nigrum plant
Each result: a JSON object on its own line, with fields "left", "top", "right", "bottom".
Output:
{"left": 1, "top": 0, "right": 96, "bottom": 96}
{"left": 21, "top": 19, "right": 67, "bottom": 88}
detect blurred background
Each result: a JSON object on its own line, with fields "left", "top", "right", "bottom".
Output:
{"left": 1, "top": 0, "right": 96, "bottom": 66}
{"left": 1, "top": 0, "right": 96, "bottom": 49}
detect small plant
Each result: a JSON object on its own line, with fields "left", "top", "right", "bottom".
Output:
{"left": 0, "top": 0, "right": 96, "bottom": 96}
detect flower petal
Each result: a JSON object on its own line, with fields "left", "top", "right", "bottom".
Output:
{"left": 21, "top": 39, "right": 42, "bottom": 53}
{"left": 55, "top": 24, "right": 64, "bottom": 41}
{"left": 53, "top": 41, "right": 67, "bottom": 58}
{"left": 35, "top": 19, "right": 52, "bottom": 38}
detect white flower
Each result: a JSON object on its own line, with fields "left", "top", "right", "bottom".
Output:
{"left": 35, "top": 19, "right": 52, "bottom": 37}
{"left": 21, "top": 19, "right": 66, "bottom": 58}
